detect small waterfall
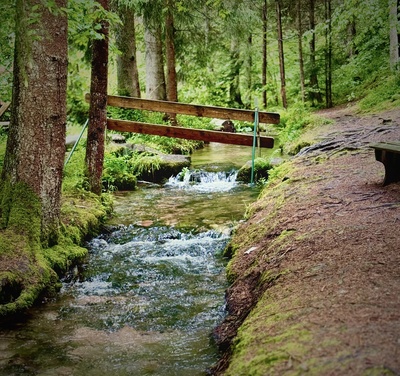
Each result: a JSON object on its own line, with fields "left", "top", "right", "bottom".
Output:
{"left": 165, "top": 168, "right": 238, "bottom": 193}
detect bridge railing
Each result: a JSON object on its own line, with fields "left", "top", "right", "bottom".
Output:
{"left": 85, "top": 94, "right": 280, "bottom": 149}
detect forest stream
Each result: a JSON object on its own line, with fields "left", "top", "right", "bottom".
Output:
{"left": 0, "top": 143, "right": 276, "bottom": 376}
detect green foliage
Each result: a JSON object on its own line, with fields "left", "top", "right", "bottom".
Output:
{"left": 275, "top": 104, "right": 317, "bottom": 146}
{"left": 102, "top": 152, "right": 137, "bottom": 191}
{"left": 0, "top": 3, "right": 15, "bottom": 102}
{"left": 62, "top": 146, "right": 88, "bottom": 193}
{"left": 129, "top": 153, "right": 161, "bottom": 177}
{"left": 67, "top": 59, "right": 90, "bottom": 124}
{"left": 358, "top": 73, "right": 400, "bottom": 112}
{"left": 68, "top": 0, "right": 121, "bottom": 51}
{"left": 236, "top": 157, "right": 273, "bottom": 184}
{"left": 0, "top": 135, "right": 7, "bottom": 171}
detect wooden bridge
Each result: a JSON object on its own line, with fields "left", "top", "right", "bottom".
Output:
{"left": 87, "top": 94, "right": 280, "bottom": 149}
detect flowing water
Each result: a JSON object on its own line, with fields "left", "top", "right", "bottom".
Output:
{"left": 0, "top": 143, "right": 271, "bottom": 376}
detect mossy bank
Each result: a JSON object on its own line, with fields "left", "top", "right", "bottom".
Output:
{"left": 0, "top": 184, "right": 112, "bottom": 318}
{"left": 211, "top": 107, "right": 400, "bottom": 375}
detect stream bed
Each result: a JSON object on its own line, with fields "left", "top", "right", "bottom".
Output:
{"left": 0, "top": 144, "right": 270, "bottom": 376}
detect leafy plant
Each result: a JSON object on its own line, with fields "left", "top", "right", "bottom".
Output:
{"left": 129, "top": 153, "right": 162, "bottom": 178}
{"left": 102, "top": 152, "right": 136, "bottom": 191}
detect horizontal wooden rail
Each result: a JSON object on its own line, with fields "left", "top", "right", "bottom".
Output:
{"left": 0, "top": 101, "right": 10, "bottom": 117}
{"left": 107, "top": 119, "right": 275, "bottom": 148}
{"left": 86, "top": 94, "right": 280, "bottom": 124}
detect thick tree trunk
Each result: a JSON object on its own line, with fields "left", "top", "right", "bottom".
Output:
{"left": 297, "top": 0, "right": 306, "bottom": 103}
{"left": 1, "top": 0, "right": 67, "bottom": 244}
{"left": 389, "top": 0, "right": 400, "bottom": 70}
{"left": 144, "top": 19, "right": 166, "bottom": 100}
{"left": 165, "top": 2, "right": 178, "bottom": 124}
{"left": 85, "top": 0, "right": 109, "bottom": 195}
{"left": 114, "top": 2, "right": 141, "bottom": 97}
{"left": 262, "top": 0, "right": 268, "bottom": 108}
{"left": 309, "top": 0, "right": 323, "bottom": 104}
{"left": 276, "top": 0, "right": 287, "bottom": 109}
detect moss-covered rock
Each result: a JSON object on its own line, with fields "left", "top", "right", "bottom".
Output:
{"left": 136, "top": 154, "right": 191, "bottom": 183}
{"left": 236, "top": 158, "right": 273, "bottom": 184}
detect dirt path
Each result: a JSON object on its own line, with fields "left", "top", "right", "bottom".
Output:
{"left": 212, "top": 106, "right": 400, "bottom": 375}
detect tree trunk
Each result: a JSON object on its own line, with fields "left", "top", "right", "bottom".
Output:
{"left": 324, "top": 0, "right": 333, "bottom": 108}
{"left": 165, "top": 1, "right": 178, "bottom": 124}
{"left": 276, "top": 0, "right": 288, "bottom": 109}
{"left": 347, "top": 19, "right": 357, "bottom": 58}
{"left": 309, "top": 0, "right": 323, "bottom": 104}
{"left": 262, "top": 0, "right": 268, "bottom": 108}
{"left": 228, "top": 38, "right": 243, "bottom": 107}
{"left": 144, "top": 19, "right": 166, "bottom": 100}
{"left": 114, "top": 2, "right": 141, "bottom": 97}
{"left": 246, "top": 34, "right": 253, "bottom": 107}
{"left": 1, "top": 0, "right": 67, "bottom": 244}
{"left": 389, "top": 0, "right": 400, "bottom": 70}
{"left": 297, "top": 0, "right": 306, "bottom": 103}
{"left": 85, "top": 0, "right": 109, "bottom": 195}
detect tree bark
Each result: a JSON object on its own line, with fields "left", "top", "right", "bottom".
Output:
{"left": 85, "top": 0, "right": 109, "bottom": 195}
{"left": 389, "top": 0, "right": 400, "bottom": 70}
{"left": 276, "top": 0, "right": 288, "bottom": 109}
{"left": 165, "top": 1, "right": 178, "bottom": 124}
{"left": 144, "top": 18, "right": 166, "bottom": 100}
{"left": 297, "top": 0, "right": 306, "bottom": 103}
{"left": 246, "top": 34, "right": 253, "bottom": 107}
{"left": 262, "top": 0, "right": 268, "bottom": 108}
{"left": 114, "top": 2, "right": 141, "bottom": 97}
{"left": 324, "top": 0, "right": 333, "bottom": 108}
{"left": 1, "top": 0, "right": 67, "bottom": 244}
{"left": 309, "top": 0, "right": 323, "bottom": 104}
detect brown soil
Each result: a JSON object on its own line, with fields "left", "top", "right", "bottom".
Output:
{"left": 212, "top": 105, "right": 400, "bottom": 375}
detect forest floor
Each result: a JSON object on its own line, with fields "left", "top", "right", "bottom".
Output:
{"left": 212, "top": 104, "right": 400, "bottom": 375}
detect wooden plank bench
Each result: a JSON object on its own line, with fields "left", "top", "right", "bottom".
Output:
{"left": 371, "top": 141, "right": 400, "bottom": 185}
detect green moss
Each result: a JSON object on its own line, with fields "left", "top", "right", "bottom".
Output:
{"left": 363, "top": 367, "right": 397, "bottom": 376}
{"left": 0, "top": 181, "right": 41, "bottom": 244}
{"left": 0, "top": 184, "right": 112, "bottom": 317}
{"left": 0, "top": 226, "right": 58, "bottom": 316}
{"left": 42, "top": 241, "right": 87, "bottom": 275}
{"left": 236, "top": 158, "right": 273, "bottom": 184}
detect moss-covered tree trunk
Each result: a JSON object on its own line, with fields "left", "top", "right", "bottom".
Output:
{"left": 1, "top": 0, "right": 67, "bottom": 245}
{"left": 0, "top": 0, "right": 68, "bottom": 316}
{"left": 85, "top": 0, "right": 109, "bottom": 195}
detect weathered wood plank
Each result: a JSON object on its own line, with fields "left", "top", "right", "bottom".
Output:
{"left": 371, "top": 142, "right": 400, "bottom": 185}
{"left": 371, "top": 142, "right": 400, "bottom": 154}
{"left": 107, "top": 119, "right": 275, "bottom": 148}
{"left": 0, "top": 101, "right": 10, "bottom": 117}
{"left": 86, "top": 94, "right": 280, "bottom": 124}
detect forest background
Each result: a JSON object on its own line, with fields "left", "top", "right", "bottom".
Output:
{"left": 0, "top": 0, "right": 399, "bottom": 317}
{"left": 1, "top": 0, "right": 399, "bottom": 124}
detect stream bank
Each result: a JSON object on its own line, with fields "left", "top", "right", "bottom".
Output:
{"left": 212, "top": 106, "right": 400, "bottom": 375}
{"left": 0, "top": 191, "right": 112, "bottom": 318}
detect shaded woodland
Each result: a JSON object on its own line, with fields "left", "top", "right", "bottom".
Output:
{"left": 0, "top": 0, "right": 399, "bottom": 316}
